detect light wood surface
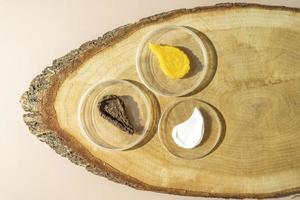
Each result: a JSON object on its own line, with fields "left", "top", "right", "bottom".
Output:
{"left": 21, "top": 3, "right": 300, "bottom": 198}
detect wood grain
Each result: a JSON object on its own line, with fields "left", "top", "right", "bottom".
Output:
{"left": 20, "top": 3, "right": 300, "bottom": 198}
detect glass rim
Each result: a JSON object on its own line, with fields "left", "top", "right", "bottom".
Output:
{"left": 135, "top": 25, "right": 209, "bottom": 97}
{"left": 77, "top": 79, "right": 153, "bottom": 151}
{"left": 158, "top": 98, "right": 222, "bottom": 159}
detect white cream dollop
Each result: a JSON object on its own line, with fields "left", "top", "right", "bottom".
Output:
{"left": 172, "top": 108, "right": 205, "bottom": 149}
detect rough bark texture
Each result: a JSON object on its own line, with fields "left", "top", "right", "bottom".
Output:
{"left": 20, "top": 3, "right": 300, "bottom": 198}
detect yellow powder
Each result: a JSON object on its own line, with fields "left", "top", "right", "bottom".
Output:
{"left": 148, "top": 43, "right": 190, "bottom": 79}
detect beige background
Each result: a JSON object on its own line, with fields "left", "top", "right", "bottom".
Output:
{"left": 0, "top": 0, "right": 299, "bottom": 200}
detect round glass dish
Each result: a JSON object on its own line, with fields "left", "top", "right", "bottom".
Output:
{"left": 158, "top": 99, "right": 222, "bottom": 159}
{"left": 78, "top": 79, "right": 153, "bottom": 151}
{"left": 136, "top": 25, "right": 209, "bottom": 97}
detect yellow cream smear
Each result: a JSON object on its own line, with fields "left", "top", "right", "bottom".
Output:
{"left": 148, "top": 43, "right": 190, "bottom": 79}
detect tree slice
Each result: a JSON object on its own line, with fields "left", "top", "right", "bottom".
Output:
{"left": 20, "top": 3, "right": 300, "bottom": 198}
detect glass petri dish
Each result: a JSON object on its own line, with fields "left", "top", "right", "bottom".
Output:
{"left": 78, "top": 79, "right": 153, "bottom": 151}
{"left": 136, "top": 25, "right": 209, "bottom": 97}
{"left": 158, "top": 99, "right": 222, "bottom": 159}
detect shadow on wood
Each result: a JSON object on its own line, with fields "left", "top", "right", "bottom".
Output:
{"left": 182, "top": 26, "right": 218, "bottom": 97}
{"left": 203, "top": 102, "right": 226, "bottom": 156}
{"left": 125, "top": 79, "right": 161, "bottom": 150}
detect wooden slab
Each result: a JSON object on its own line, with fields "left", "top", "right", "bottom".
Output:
{"left": 20, "top": 3, "right": 300, "bottom": 198}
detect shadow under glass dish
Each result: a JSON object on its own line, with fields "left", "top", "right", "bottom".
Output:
{"left": 136, "top": 25, "right": 209, "bottom": 97}
{"left": 78, "top": 79, "right": 153, "bottom": 151}
{"left": 159, "top": 99, "right": 223, "bottom": 159}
